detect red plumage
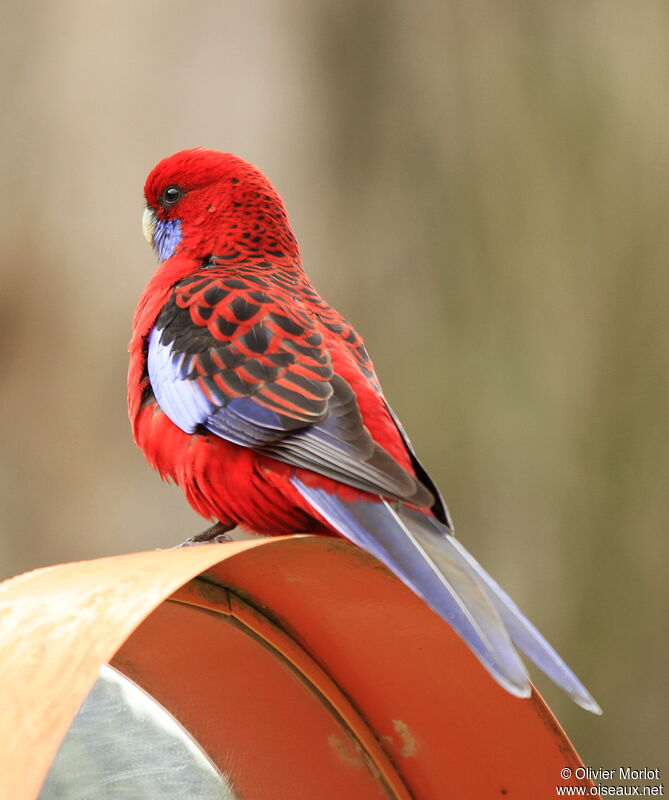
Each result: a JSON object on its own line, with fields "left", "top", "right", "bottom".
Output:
{"left": 128, "top": 148, "right": 438, "bottom": 537}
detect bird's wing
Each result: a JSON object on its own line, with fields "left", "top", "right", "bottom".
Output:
{"left": 383, "top": 400, "right": 454, "bottom": 529}
{"left": 147, "top": 271, "right": 431, "bottom": 506}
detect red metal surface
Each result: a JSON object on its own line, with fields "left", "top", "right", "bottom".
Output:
{"left": 0, "top": 537, "right": 597, "bottom": 799}
{"left": 202, "top": 536, "right": 594, "bottom": 798}
{"left": 115, "top": 585, "right": 406, "bottom": 798}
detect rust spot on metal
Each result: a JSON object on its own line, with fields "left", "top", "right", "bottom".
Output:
{"left": 327, "top": 733, "right": 366, "bottom": 769}
{"left": 392, "top": 720, "right": 417, "bottom": 757}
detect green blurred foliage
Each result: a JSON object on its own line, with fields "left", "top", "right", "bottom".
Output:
{"left": 1, "top": 0, "right": 666, "bottom": 775}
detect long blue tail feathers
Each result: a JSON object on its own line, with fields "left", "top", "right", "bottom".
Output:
{"left": 292, "top": 478, "right": 601, "bottom": 714}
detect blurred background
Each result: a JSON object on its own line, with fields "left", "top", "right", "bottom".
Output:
{"left": 1, "top": 0, "right": 667, "bottom": 776}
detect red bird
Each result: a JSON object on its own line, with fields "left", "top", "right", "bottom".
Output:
{"left": 129, "top": 148, "right": 600, "bottom": 712}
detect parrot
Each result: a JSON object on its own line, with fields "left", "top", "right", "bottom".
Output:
{"left": 129, "top": 147, "right": 600, "bottom": 713}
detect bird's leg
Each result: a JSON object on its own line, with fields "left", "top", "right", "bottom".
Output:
{"left": 176, "top": 521, "right": 236, "bottom": 548}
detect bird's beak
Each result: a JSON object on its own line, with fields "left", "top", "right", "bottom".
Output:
{"left": 142, "top": 206, "right": 156, "bottom": 246}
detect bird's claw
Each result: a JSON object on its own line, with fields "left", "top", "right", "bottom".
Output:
{"left": 174, "top": 521, "right": 235, "bottom": 548}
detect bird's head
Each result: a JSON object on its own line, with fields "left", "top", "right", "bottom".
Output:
{"left": 142, "top": 148, "right": 300, "bottom": 268}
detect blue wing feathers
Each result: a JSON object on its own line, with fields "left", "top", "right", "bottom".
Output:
{"left": 147, "top": 318, "right": 432, "bottom": 504}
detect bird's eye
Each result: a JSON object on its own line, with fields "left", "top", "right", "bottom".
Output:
{"left": 160, "top": 185, "right": 184, "bottom": 207}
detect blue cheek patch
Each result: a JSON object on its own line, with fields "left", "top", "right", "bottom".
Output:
{"left": 154, "top": 218, "right": 182, "bottom": 261}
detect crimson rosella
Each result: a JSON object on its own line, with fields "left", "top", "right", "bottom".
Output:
{"left": 129, "top": 148, "right": 600, "bottom": 713}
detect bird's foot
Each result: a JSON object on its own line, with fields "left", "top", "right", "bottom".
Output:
{"left": 176, "top": 521, "right": 236, "bottom": 548}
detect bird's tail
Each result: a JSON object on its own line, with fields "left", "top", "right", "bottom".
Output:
{"left": 292, "top": 478, "right": 601, "bottom": 714}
